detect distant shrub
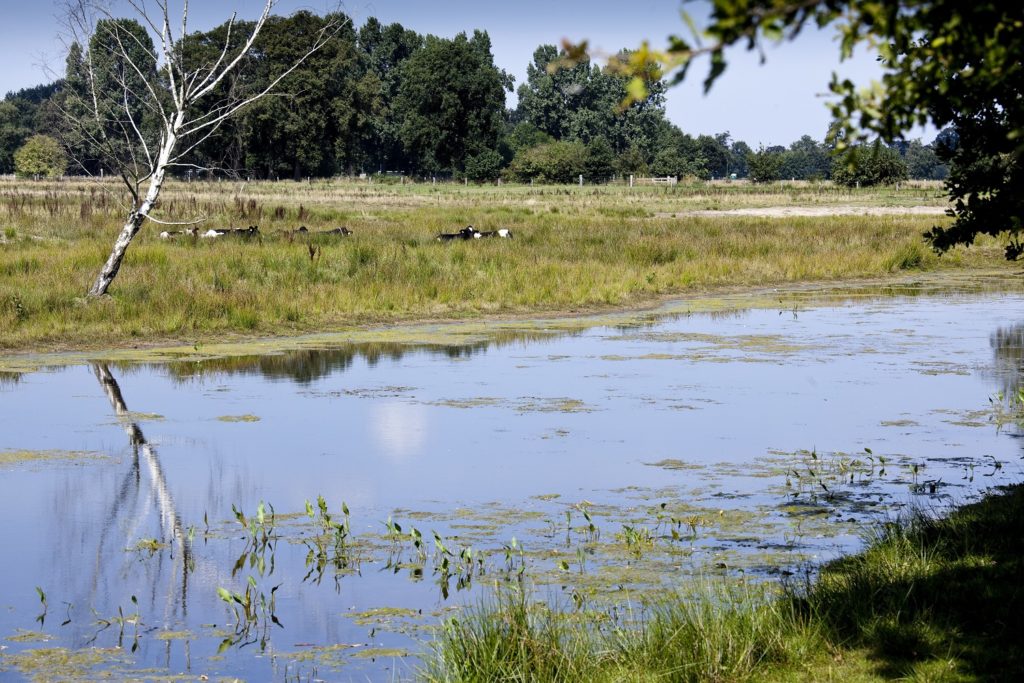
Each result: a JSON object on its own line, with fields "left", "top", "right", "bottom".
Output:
{"left": 464, "top": 149, "right": 504, "bottom": 182}
{"left": 14, "top": 135, "right": 67, "bottom": 179}
{"left": 832, "top": 145, "right": 909, "bottom": 187}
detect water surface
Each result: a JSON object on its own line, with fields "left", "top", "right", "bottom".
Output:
{"left": 1, "top": 287, "right": 1022, "bottom": 680}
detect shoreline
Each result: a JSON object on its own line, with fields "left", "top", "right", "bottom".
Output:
{"left": 3, "top": 267, "right": 1020, "bottom": 374}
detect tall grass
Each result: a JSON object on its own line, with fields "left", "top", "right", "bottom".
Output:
{"left": 0, "top": 177, "right": 1009, "bottom": 352}
{"left": 425, "top": 485, "right": 1024, "bottom": 681}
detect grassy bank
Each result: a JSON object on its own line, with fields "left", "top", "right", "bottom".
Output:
{"left": 0, "top": 177, "right": 1011, "bottom": 352}
{"left": 426, "top": 485, "right": 1024, "bottom": 682}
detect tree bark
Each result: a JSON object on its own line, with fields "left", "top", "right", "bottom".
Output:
{"left": 88, "top": 131, "right": 175, "bottom": 297}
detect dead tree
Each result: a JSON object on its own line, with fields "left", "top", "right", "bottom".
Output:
{"left": 63, "top": 1, "right": 343, "bottom": 297}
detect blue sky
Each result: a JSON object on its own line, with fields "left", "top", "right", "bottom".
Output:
{"left": 0, "top": 1, "right": 894, "bottom": 147}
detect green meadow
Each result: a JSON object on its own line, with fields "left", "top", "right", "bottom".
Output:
{"left": 0, "top": 177, "right": 1012, "bottom": 353}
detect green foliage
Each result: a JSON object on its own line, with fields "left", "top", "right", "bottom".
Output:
{"left": 696, "top": 133, "right": 730, "bottom": 178}
{"left": 614, "top": 145, "right": 649, "bottom": 176}
{"left": 903, "top": 139, "right": 947, "bottom": 180}
{"left": 62, "top": 19, "right": 159, "bottom": 178}
{"left": 652, "top": 121, "right": 708, "bottom": 178}
{"left": 832, "top": 144, "right": 909, "bottom": 187}
{"left": 515, "top": 45, "right": 667, "bottom": 162}
{"left": 14, "top": 135, "right": 67, "bottom": 178}
{"left": 505, "top": 137, "right": 618, "bottom": 183}
{"left": 582, "top": 137, "right": 616, "bottom": 181}
{"left": 729, "top": 140, "right": 751, "bottom": 178}
{"left": 780, "top": 135, "right": 832, "bottom": 180}
{"left": 0, "top": 101, "right": 31, "bottom": 174}
{"left": 747, "top": 146, "right": 783, "bottom": 183}
{"left": 0, "top": 82, "right": 61, "bottom": 175}
{"left": 502, "top": 122, "right": 554, "bottom": 158}
{"left": 463, "top": 149, "right": 504, "bottom": 182}
{"left": 506, "top": 141, "right": 588, "bottom": 183}
{"left": 396, "top": 31, "right": 511, "bottom": 175}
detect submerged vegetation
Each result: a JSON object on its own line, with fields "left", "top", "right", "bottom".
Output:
{"left": 426, "top": 484, "right": 1024, "bottom": 682}
{"left": 0, "top": 177, "right": 1014, "bottom": 353}
{"left": 5, "top": 441, "right": 1014, "bottom": 679}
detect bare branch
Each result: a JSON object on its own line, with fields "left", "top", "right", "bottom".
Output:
{"left": 187, "top": 0, "right": 278, "bottom": 102}
{"left": 189, "top": 12, "right": 238, "bottom": 97}
{"left": 93, "top": 7, "right": 171, "bottom": 127}
{"left": 182, "top": 18, "right": 346, "bottom": 137}
{"left": 144, "top": 214, "right": 208, "bottom": 226}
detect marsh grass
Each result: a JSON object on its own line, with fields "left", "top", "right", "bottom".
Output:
{"left": 0, "top": 177, "right": 1009, "bottom": 352}
{"left": 426, "top": 485, "right": 1024, "bottom": 682}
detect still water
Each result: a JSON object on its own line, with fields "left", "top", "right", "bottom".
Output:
{"left": 1, "top": 287, "right": 1022, "bottom": 680}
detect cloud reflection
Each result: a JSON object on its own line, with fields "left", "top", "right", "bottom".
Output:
{"left": 370, "top": 401, "right": 428, "bottom": 462}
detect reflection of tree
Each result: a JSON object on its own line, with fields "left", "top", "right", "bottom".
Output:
{"left": 126, "top": 329, "right": 574, "bottom": 385}
{"left": 989, "top": 324, "right": 1024, "bottom": 397}
{"left": 0, "top": 371, "right": 22, "bottom": 385}
{"left": 91, "top": 363, "right": 191, "bottom": 628}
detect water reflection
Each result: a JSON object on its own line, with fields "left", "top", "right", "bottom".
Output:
{"left": 990, "top": 324, "right": 1024, "bottom": 397}
{"left": 149, "top": 330, "right": 571, "bottom": 385}
{"left": 87, "top": 364, "right": 191, "bottom": 642}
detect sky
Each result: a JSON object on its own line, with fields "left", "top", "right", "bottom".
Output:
{"left": 0, "top": 0, "right": 909, "bottom": 147}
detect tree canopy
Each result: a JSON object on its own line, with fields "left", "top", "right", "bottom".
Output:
{"left": 0, "top": 8, "right": 985, "bottom": 191}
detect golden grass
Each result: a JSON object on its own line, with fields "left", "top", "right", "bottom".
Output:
{"left": 0, "top": 177, "right": 1010, "bottom": 352}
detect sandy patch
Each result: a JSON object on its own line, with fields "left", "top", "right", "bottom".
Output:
{"left": 659, "top": 205, "right": 948, "bottom": 219}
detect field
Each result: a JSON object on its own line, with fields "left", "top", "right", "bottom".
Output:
{"left": 0, "top": 176, "right": 1013, "bottom": 352}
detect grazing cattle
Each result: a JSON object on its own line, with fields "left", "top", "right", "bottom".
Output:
{"left": 234, "top": 225, "right": 260, "bottom": 238}
{"left": 476, "top": 228, "right": 513, "bottom": 239}
{"left": 159, "top": 227, "right": 198, "bottom": 239}
{"left": 437, "top": 225, "right": 479, "bottom": 241}
{"left": 200, "top": 225, "right": 260, "bottom": 239}
{"left": 289, "top": 226, "right": 350, "bottom": 237}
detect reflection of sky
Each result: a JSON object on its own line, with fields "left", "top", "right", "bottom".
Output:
{"left": 371, "top": 400, "right": 427, "bottom": 462}
{"left": 1, "top": 0, "right": 903, "bottom": 146}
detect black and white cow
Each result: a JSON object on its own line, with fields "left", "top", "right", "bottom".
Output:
{"left": 475, "top": 228, "right": 513, "bottom": 239}
{"left": 436, "top": 225, "right": 479, "bottom": 241}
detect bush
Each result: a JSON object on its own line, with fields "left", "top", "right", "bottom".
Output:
{"left": 14, "top": 134, "right": 66, "bottom": 178}
{"left": 832, "top": 144, "right": 909, "bottom": 186}
{"left": 583, "top": 137, "right": 616, "bottom": 182}
{"left": 615, "top": 145, "right": 648, "bottom": 176}
{"left": 463, "top": 149, "right": 504, "bottom": 182}
{"left": 747, "top": 146, "right": 784, "bottom": 183}
{"left": 506, "top": 141, "right": 588, "bottom": 183}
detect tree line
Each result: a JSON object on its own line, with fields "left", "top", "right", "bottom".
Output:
{"left": 0, "top": 10, "right": 950, "bottom": 185}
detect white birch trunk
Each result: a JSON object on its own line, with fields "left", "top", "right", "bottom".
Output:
{"left": 88, "top": 128, "right": 177, "bottom": 297}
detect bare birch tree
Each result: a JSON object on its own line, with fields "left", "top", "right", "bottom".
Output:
{"left": 62, "top": 1, "right": 343, "bottom": 297}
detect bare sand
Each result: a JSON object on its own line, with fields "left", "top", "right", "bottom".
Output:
{"left": 658, "top": 205, "right": 948, "bottom": 219}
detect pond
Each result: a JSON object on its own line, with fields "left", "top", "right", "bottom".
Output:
{"left": 1, "top": 278, "right": 1022, "bottom": 680}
